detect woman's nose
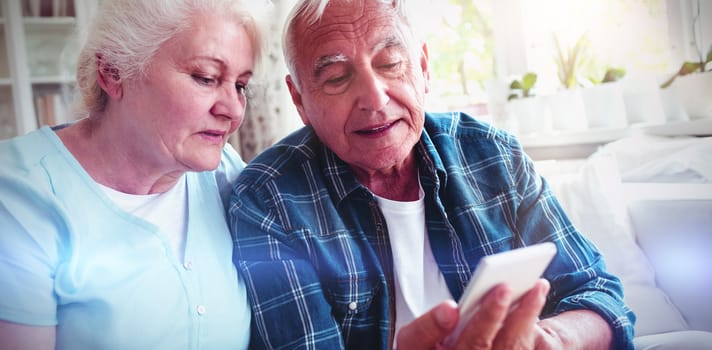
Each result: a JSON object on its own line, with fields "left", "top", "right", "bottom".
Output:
{"left": 211, "top": 83, "right": 246, "bottom": 121}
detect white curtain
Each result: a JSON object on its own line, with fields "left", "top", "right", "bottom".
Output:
{"left": 232, "top": 0, "right": 301, "bottom": 161}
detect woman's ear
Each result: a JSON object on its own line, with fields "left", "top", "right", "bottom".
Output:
{"left": 96, "top": 53, "right": 123, "bottom": 99}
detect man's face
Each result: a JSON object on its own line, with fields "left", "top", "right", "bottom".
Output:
{"left": 286, "top": 0, "right": 430, "bottom": 175}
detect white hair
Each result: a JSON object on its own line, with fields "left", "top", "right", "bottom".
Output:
{"left": 75, "top": 0, "right": 271, "bottom": 114}
{"left": 282, "top": 0, "right": 425, "bottom": 88}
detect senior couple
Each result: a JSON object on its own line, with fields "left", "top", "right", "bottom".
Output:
{"left": 0, "top": 0, "right": 635, "bottom": 349}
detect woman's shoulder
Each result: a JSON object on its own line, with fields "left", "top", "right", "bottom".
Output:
{"left": 0, "top": 126, "right": 92, "bottom": 205}
{"left": 0, "top": 126, "right": 61, "bottom": 178}
{"left": 0, "top": 127, "right": 56, "bottom": 169}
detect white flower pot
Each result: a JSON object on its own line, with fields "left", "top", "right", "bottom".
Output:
{"left": 582, "top": 82, "right": 628, "bottom": 129}
{"left": 658, "top": 86, "right": 689, "bottom": 122}
{"left": 671, "top": 71, "right": 712, "bottom": 120}
{"left": 507, "top": 96, "right": 552, "bottom": 135}
{"left": 547, "top": 89, "right": 588, "bottom": 132}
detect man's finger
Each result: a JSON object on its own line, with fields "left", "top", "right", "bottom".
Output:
{"left": 396, "top": 300, "right": 459, "bottom": 349}
{"left": 453, "top": 283, "right": 513, "bottom": 349}
{"left": 493, "top": 279, "right": 550, "bottom": 348}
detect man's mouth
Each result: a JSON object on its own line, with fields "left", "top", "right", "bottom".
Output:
{"left": 355, "top": 120, "right": 398, "bottom": 135}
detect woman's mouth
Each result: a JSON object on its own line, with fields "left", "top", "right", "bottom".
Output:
{"left": 199, "top": 130, "right": 226, "bottom": 143}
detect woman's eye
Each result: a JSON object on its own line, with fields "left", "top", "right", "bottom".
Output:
{"left": 235, "top": 83, "right": 247, "bottom": 95}
{"left": 193, "top": 75, "right": 217, "bottom": 86}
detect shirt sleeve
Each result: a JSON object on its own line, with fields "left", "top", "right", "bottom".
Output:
{"left": 0, "top": 174, "right": 62, "bottom": 326}
{"left": 229, "top": 180, "right": 346, "bottom": 349}
{"left": 511, "top": 138, "right": 636, "bottom": 350}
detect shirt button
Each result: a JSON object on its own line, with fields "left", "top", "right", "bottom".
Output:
{"left": 348, "top": 302, "right": 357, "bottom": 311}
{"left": 183, "top": 261, "right": 193, "bottom": 270}
{"left": 197, "top": 305, "right": 206, "bottom": 315}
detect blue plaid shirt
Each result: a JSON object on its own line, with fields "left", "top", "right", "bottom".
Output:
{"left": 229, "top": 112, "right": 636, "bottom": 350}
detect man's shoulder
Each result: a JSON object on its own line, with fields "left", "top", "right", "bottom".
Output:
{"left": 235, "top": 127, "right": 321, "bottom": 188}
{"left": 423, "top": 111, "right": 521, "bottom": 151}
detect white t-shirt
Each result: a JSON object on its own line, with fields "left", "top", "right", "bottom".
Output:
{"left": 375, "top": 186, "right": 454, "bottom": 341}
{"left": 99, "top": 174, "right": 188, "bottom": 261}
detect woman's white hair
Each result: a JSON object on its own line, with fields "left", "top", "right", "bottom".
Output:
{"left": 76, "top": 0, "right": 271, "bottom": 115}
{"left": 281, "top": 0, "right": 424, "bottom": 88}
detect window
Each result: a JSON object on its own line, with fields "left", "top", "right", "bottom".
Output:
{"left": 422, "top": 0, "right": 710, "bottom": 120}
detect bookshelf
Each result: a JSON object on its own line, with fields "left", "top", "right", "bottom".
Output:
{"left": 0, "top": 0, "right": 99, "bottom": 140}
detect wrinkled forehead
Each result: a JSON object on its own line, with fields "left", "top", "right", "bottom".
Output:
{"left": 296, "top": 0, "right": 398, "bottom": 26}
{"left": 292, "top": 1, "right": 408, "bottom": 61}
{"left": 295, "top": 1, "right": 400, "bottom": 38}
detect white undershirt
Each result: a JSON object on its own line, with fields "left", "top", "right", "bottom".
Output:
{"left": 375, "top": 185, "right": 454, "bottom": 343}
{"left": 98, "top": 175, "right": 188, "bottom": 261}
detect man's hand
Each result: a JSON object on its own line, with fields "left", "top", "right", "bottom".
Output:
{"left": 395, "top": 299, "right": 459, "bottom": 349}
{"left": 396, "top": 279, "right": 550, "bottom": 350}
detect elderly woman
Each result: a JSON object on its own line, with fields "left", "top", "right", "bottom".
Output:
{"left": 0, "top": 0, "right": 267, "bottom": 349}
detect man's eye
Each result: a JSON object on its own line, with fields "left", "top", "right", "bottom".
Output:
{"left": 325, "top": 73, "right": 350, "bottom": 86}
{"left": 322, "top": 73, "right": 352, "bottom": 95}
{"left": 381, "top": 61, "right": 402, "bottom": 70}
{"left": 378, "top": 60, "right": 406, "bottom": 76}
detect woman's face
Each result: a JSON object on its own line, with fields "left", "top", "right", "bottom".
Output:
{"left": 119, "top": 14, "right": 254, "bottom": 173}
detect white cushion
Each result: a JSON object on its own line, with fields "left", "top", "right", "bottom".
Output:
{"left": 633, "top": 330, "right": 712, "bottom": 350}
{"left": 536, "top": 152, "right": 689, "bottom": 336}
{"left": 628, "top": 199, "right": 712, "bottom": 332}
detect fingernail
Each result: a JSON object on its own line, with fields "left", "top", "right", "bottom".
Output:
{"left": 436, "top": 300, "right": 458, "bottom": 328}
{"left": 498, "top": 285, "right": 512, "bottom": 302}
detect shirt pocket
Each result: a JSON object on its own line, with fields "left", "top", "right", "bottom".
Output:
{"left": 323, "top": 274, "right": 382, "bottom": 326}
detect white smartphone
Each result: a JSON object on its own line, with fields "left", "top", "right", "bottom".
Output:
{"left": 444, "top": 242, "right": 557, "bottom": 346}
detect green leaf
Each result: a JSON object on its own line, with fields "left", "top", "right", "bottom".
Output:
{"left": 680, "top": 61, "right": 702, "bottom": 75}
{"left": 521, "top": 73, "right": 537, "bottom": 90}
{"left": 510, "top": 80, "right": 522, "bottom": 90}
{"left": 602, "top": 67, "right": 626, "bottom": 83}
{"left": 660, "top": 61, "right": 703, "bottom": 89}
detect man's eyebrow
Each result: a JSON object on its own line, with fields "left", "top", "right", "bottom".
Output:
{"left": 313, "top": 54, "right": 348, "bottom": 80}
{"left": 311, "top": 36, "right": 404, "bottom": 80}
{"left": 374, "top": 35, "right": 402, "bottom": 53}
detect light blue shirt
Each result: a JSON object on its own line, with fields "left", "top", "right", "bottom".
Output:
{"left": 0, "top": 126, "right": 250, "bottom": 349}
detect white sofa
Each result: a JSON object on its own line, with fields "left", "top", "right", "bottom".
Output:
{"left": 535, "top": 135, "right": 712, "bottom": 349}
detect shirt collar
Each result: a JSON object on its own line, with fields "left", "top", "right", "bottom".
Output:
{"left": 319, "top": 113, "right": 448, "bottom": 206}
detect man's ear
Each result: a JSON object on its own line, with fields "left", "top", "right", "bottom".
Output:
{"left": 96, "top": 54, "right": 123, "bottom": 99}
{"left": 286, "top": 74, "right": 310, "bottom": 126}
{"left": 419, "top": 42, "right": 431, "bottom": 93}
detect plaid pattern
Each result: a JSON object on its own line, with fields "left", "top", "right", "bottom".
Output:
{"left": 229, "top": 112, "right": 636, "bottom": 350}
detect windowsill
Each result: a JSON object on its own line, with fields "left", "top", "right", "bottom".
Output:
{"left": 519, "top": 118, "right": 712, "bottom": 160}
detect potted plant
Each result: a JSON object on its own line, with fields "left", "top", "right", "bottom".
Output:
{"left": 660, "top": 45, "right": 712, "bottom": 120}
{"left": 581, "top": 67, "right": 629, "bottom": 128}
{"left": 508, "top": 72, "right": 538, "bottom": 100}
{"left": 548, "top": 34, "right": 589, "bottom": 131}
{"left": 507, "top": 72, "right": 551, "bottom": 135}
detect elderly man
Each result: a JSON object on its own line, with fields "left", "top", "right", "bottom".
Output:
{"left": 229, "top": 0, "right": 635, "bottom": 349}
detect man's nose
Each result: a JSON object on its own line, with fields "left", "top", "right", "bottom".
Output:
{"left": 355, "top": 70, "right": 390, "bottom": 112}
